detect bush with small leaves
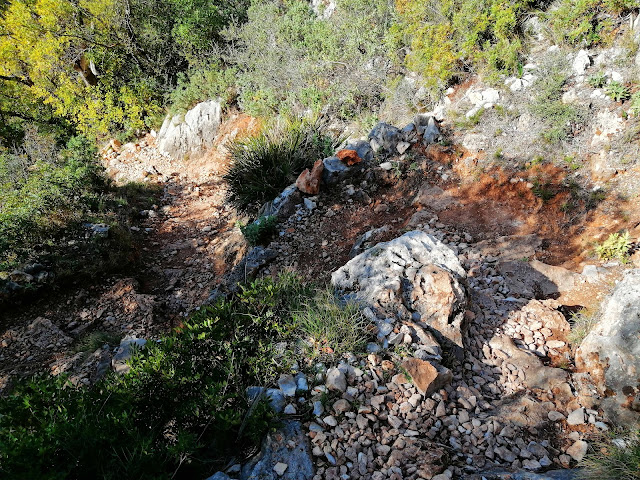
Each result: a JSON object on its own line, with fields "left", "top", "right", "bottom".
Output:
{"left": 240, "top": 215, "right": 278, "bottom": 246}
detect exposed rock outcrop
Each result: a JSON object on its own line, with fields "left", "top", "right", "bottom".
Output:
{"left": 241, "top": 420, "right": 314, "bottom": 480}
{"left": 156, "top": 99, "right": 222, "bottom": 159}
{"left": 331, "top": 231, "right": 468, "bottom": 355}
{"left": 575, "top": 269, "right": 640, "bottom": 424}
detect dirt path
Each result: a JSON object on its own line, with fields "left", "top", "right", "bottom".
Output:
{"left": 0, "top": 119, "right": 256, "bottom": 390}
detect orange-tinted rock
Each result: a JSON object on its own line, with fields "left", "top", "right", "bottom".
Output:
{"left": 336, "top": 149, "right": 363, "bottom": 166}
{"left": 110, "top": 139, "right": 122, "bottom": 152}
{"left": 402, "top": 358, "right": 452, "bottom": 396}
{"left": 295, "top": 159, "right": 324, "bottom": 194}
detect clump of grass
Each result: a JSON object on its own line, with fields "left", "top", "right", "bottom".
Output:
{"left": 74, "top": 331, "right": 122, "bottom": 353}
{"left": 293, "top": 289, "right": 370, "bottom": 360}
{"left": 240, "top": 215, "right": 278, "bottom": 246}
{"left": 224, "top": 121, "right": 338, "bottom": 212}
{"left": 568, "top": 309, "right": 599, "bottom": 347}
{"left": 455, "top": 108, "right": 485, "bottom": 129}
{"left": 595, "top": 231, "right": 632, "bottom": 262}
{"left": 604, "top": 81, "right": 630, "bottom": 102}
{"left": 529, "top": 57, "right": 586, "bottom": 143}
{"left": 580, "top": 430, "right": 640, "bottom": 480}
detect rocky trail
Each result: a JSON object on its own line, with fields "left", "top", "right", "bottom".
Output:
{"left": 1, "top": 102, "right": 640, "bottom": 479}
{"left": 0, "top": 116, "right": 256, "bottom": 389}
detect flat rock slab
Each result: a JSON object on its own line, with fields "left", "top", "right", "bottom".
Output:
{"left": 241, "top": 420, "right": 314, "bottom": 480}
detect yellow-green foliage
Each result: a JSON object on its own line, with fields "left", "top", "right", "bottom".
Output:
{"left": 545, "top": 0, "right": 637, "bottom": 46}
{"left": 389, "top": 0, "right": 533, "bottom": 96}
{"left": 0, "top": 0, "right": 163, "bottom": 136}
{"left": 595, "top": 231, "right": 632, "bottom": 262}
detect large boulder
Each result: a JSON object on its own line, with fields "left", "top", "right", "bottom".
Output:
{"left": 575, "top": 269, "right": 640, "bottom": 425}
{"left": 156, "top": 99, "right": 222, "bottom": 159}
{"left": 331, "top": 231, "right": 468, "bottom": 355}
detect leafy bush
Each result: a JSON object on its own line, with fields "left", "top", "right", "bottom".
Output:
{"left": 580, "top": 430, "right": 640, "bottom": 480}
{"left": 240, "top": 215, "right": 278, "bottom": 246}
{"left": 588, "top": 72, "right": 607, "bottom": 88}
{"left": 225, "top": 0, "right": 393, "bottom": 119}
{"left": 0, "top": 135, "right": 160, "bottom": 286}
{"left": 545, "top": 0, "right": 637, "bottom": 46}
{"left": 605, "top": 81, "right": 631, "bottom": 102}
{"left": 595, "top": 231, "right": 632, "bottom": 262}
{"left": 224, "top": 121, "right": 339, "bottom": 212}
{"left": 529, "top": 56, "right": 586, "bottom": 143}
{"left": 170, "top": 61, "right": 238, "bottom": 113}
{"left": 389, "top": 0, "right": 534, "bottom": 97}
{"left": 0, "top": 274, "right": 311, "bottom": 479}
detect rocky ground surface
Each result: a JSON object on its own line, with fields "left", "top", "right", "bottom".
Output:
{"left": 0, "top": 114, "right": 259, "bottom": 390}
{"left": 2, "top": 97, "right": 640, "bottom": 480}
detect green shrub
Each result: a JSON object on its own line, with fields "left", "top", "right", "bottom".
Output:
{"left": 389, "top": 0, "right": 534, "bottom": 97}
{"left": 225, "top": 0, "right": 393, "bottom": 119}
{"left": 588, "top": 72, "right": 607, "bottom": 88}
{"left": 170, "top": 61, "right": 238, "bottom": 113}
{"left": 0, "top": 135, "right": 160, "bottom": 285}
{"left": 579, "top": 430, "right": 640, "bottom": 480}
{"left": 605, "top": 81, "right": 631, "bottom": 102}
{"left": 529, "top": 57, "right": 586, "bottom": 143}
{"left": 595, "top": 231, "right": 632, "bottom": 262}
{"left": 545, "top": 0, "right": 637, "bottom": 47}
{"left": 240, "top": 215, "right": 278, "bottom": 246}
{"left": 224, "top": 121, "right": 339, "bottom": 212}
{"left": 0, "top": 274, "right": 312, "bottom": 479}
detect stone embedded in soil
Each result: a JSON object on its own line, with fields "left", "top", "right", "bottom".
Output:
{"left": 402, "top": 358, "right": 452, "bottom": 396}
{"left": 273, "top": 462, "right": 288, "bottom": 476}
{"left": 278, "top": 374, "right": 297, "bottom": 397}
{"left": 567, "top": 408, "right": 585, "bottom": 425}
{"left": 325, "top": 367, "right": 346, "bottom": 392}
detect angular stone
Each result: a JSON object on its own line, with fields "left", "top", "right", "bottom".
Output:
{"left": 402, "top": 358, "right": 452, "bottom": 396}
{"left": 278, "top": 374, "right": 297, "bottom": 397}
{"left": 332, "top": 231, "right": 468, "bottom": 356}
{"left": 336, "top": 149, "right": 362, "bottom": 166}
{"left": 567, "top": 408, "right": 585, "bottom": 426}
{"left": 296, "top": 159, "right": 323, "bottom": 195}
{"left": 273, "top": 463, "right": 288, "bottom": 476}
{"left": 566, "top": 440, "right": 588, "bottom": 462}
{"left": 325, "top": 367, "right": 347, "bottom": 392}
